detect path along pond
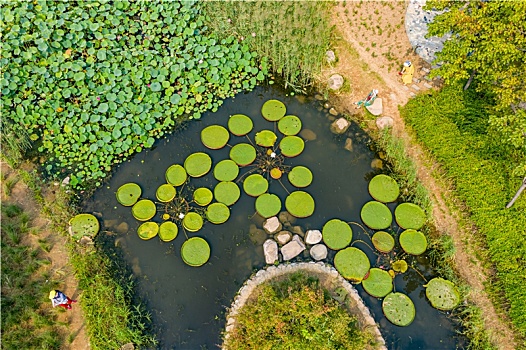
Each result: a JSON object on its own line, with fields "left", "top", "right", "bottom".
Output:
{"left": 83, "top": 85, "right": 466, "bottom": 349}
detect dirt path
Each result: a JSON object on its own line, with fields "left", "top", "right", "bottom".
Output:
{"left": 325, "top": 2, "right": 516, "bottom": 349}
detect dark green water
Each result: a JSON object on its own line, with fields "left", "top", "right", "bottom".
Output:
{"left": 83, "top": 86, "right": 465, "bottom": 349}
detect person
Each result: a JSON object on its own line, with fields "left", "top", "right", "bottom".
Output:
{"left": 49, "top": 290, "right": 76, "bottom": 310}
{"left": 354, "top": 89, "right": 378, "bottom": 109}
{"left": 399, "top": 60, "right": 414, "bottom": 85}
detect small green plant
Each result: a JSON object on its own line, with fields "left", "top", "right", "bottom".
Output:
{"left": 3, "top": 177, "right": 18, "bottom": 197}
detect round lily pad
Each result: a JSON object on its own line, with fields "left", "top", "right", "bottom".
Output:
{"left": 228, "top": 114, "right": 253, "bottom": 136}
{"left": 181, "top": 237, "right": 210, "bottom": 267}
{"left": 261, "top": 99, "right": 286, "bottom": 121}
{"left": 322, "top": 219, "right": 353, "bottom": 250}
{"left": 230, "top": 143, "right": 256, "bottom": 166}
{"left": 278, "top": 115, "right": 302, "bottom": 135}
{"left": 206, "top": 202, "right": 230, "bottom": 224}
{"left": 363, "top": 268, "right": 393, "bottom": 298}
{"left": 392, "top": 260, "right": 408, "bottom": 273}
{"left": 372, "top": 231, "right": 395, "bottom": 253}
{"left": 165, "top": 164, "right": 187, "bottom": 186}
{"left": 255, "top": 193, "right": 281, "bottom": 218}
{"left": 243, "top": 174, "right": 269, "bottom": 197}
{"left": 201, "top": 125, "right": 230, "bottom": 150}
{"left": 116, "top": 183, "right": 141, "bottom": 206}
{"left": 193, "top": 187, "right": 213, "bottom": 206}
{"left": 270, "top": 168, "right": 282, "bottom": 179}
{"left": 137, "top": 221, "right": 159, "bottom": 240}
{"left": 288, "top": 166, "right": 313, "bottom": 188}
{"left": 285, "top": 191, "right": 315, "bottom": 218}
{"left": 132, "top": 200, "right": 156, "bottom": 221}
{"left": 214, "top": 181, "right": 240, "bottom": 206}
{"left": 213, "top": 159, "right": 239, "bottom": 182}
{"left": 255, "top": 130, "right": 277, "bottom": 147}
{"left": 334, "top": 247, "right": 370, "bottom": 283}
{"left": 184, "top": 152, "right": 212, "bottom": 178}
{"left": 182, "top": 212, "right": 203, "bottom": 232}
{"left": 382, "top": 292, "right": 415, "bottom": 327}
{"left": 369, "top": 174, "right": 400, "bottom": 203}
{"left": 360, "top": 201, "right": 392, "bottom": 230}
{"left": 424, "top": 278, "right": 461, "bottom": 311}
{"left": 156, "top": 184, "right": 176, "bottom": 202}
{"left": 159, "top": 221, "right": 178, "bottom": 242}
{"left": 395, "top": 203, "right": 426, "bottom": 230}
{"left": 69, "top": 213, "right": 100, "bottom": 240}
{"left": 279, "top": 136, "right": 305, "bottom": 157}
{"left": 399, "top": 229, "right": 427, "bottom": 255}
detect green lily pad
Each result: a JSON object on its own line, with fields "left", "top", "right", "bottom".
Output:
{"left": 201, "top": 125, "right": 230, "bottom": 150}
{"left": 213, "top": 159, "right": 239, "bottom": 182}
{"left": 243, "top": 174, "right": 269, "bottom": 197}
{"left": 270, "top": 168, "right": 282, "bottom": 179}
{"left": 206, "top": 202, "right": 230, "bottom": 224}
{"left": 395, "top": 203, "right": 426, "bottom": 230}
{"left": 116, "top": 183, "right": 141, "bottom": 206}
{"left": 228, "top": 114, "right": 253, "bottom": 136}
{"left": 363, "top": 268, "right": 393, "bottom": 298}
{"left": 137, "top": 221, "right": 159, "bottom": 240}
{"left": 214, "top": 181, "right": 240, "bottom": 206}
{"left": 278, "top": 115, "right": 302, "bottom": 136}
{"left": 255, "top": 130, "right": 278, "bottom": 147}
{"left": 261, "top": 99, "right": 286, "bottom": 121}
{"left": 360, "top": 201, "right": 392, "bottom": 230}
{"left": 132, "top": 200, "right": 156, "bottom": 221}
{"left": 182, "top": 212, "right": 203, "bottom": 232}
{"left": 399, "top": 229, "right": 427, "bottom": 255}
{"left": 181, "top": 237, "right": 210, "bottom": 267}
{"left": 424, "top": 278, "right": 461, "bottom": 310}
{"left": 159, "top": 221, "right": 178, "bottom": 242}
{"left": 392, "top": 260, "right": 408, "bottom": 273}
{"left": 193, "top": 187, "right": 213, "bottom": 206}
{"left": 165, "top": 164, "right": 187, "bottom": 186}
{"left": 334, "top": 247, "right": 370, "bottom": 283}
{"left": 288, "top": 166, "right": 313, "bottom": 188}
{"left": 184, "top": 152, "right": 212, "bottom": 178}
{"left": 255, "top": 193, "right": 281, "bottom": 218}
{"left": 368, "top": 174, "right": 400, "bottom": 203}
{"left": 156, "top": 184, "right": 176, "bottom": 202}
{"left": 285, "top": 191, "right": 315, "bottom": 218}
{"left": 279, "top": 136, "right": 304, "bottom": 157}
{"left": 230, "top": 143, "right": 256, "bottom": 166}
{"left": 69, "top": 213, "right": 100, "bottom": 240}
{"left": 382, "top": 292, "right": 415, "bottom": 327}
{"left": 322, "top": 219, "right": 353, "bottom": 250}
{"left": 372, "top": 231, "right": 395, "bottom": 253}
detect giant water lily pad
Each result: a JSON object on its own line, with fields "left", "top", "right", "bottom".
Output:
{"left": 261, "top": 99, "right": 286, "bottom": 121}
{"left": 184, "top": 152, "right": 212, "bottom": 178}
{"left": 193, "top": 187, "right": 213, "bottom": 206}
{"left": 288, "top": 166, "right": 313, "bottom": 188}
{"left": 382, "top": 292, "right": 415, "bottom": 327}
{"left": 228, "top": 114, "right": 253, "bottom": 136}
{"left": 201, "top": 125, "right": 230, "bottom": 149}
{"left": 424, "top": 278, "right": 461, "bottom": 310}
{"left": 69, "top": 213, "right": 100, "bottom": 240}
{"left": 255, "top": 130, "right": 277, "bottom": 147}
{"left": 285, "top": 191, "right": 315, "bottom": 218}
{"left": 243, "top": 174, "right": 269, "bottom": 197}
{"left": 372, "top": 231, "right": 395, "bottom": 253}
{"left": 360, "top": 201, "right": 392, "bottom": 230}
{"left": 322, "top": 219, "right": 352, "bottom": 250}
{"left": 132, "top": 200, "right": 156, "bottom": 221}
{"left": 363, "top": 268, "right": 393, "bottom": 298}
{"left": 165, "top": 164, "right": 187, "bottom": 186}
{"left": 213, "top": 159, "right": 239, "bottom": 182}
{"left": 399, "top": 229, "right": 427, "bottom": 255}
{"left": 116, "top": 183, "right": 141, "bottom": 206}
{"left": 230, "top": 143, "right": 256, "bottom": 166}
{"left": 156, "top": 184, "right": 176, "bottom": 202}
{"left": 159, "top": 221, "right": 178, "bottom": 242}
{"left": 182, "top": 212, "right": 203, "bottom": 232}
{"left": 255, "top": 193, "right": 281, "bottom": 218}
{"left": 334, "top": 247, "right": 370, "bottom": 283}
{"left": 278, "top": 115, "right": 302, "bottom": 136}
{"left": 369, "top": 174, "right": 400, "bottom": 203}
{"left": 395, "top": 203, "right": 426, "bottom": 230}
{"left": 206, "top": 202, "right": 230, "bottom": 224}
{"left": 214, "top": 181, "right": 240, "bottom": 206}
{"left": 181, "top": 237, "right": 210, "bottom": 267}
{"left": 137, "top": 221, "right": 159, "bottom": 240}
{"left": 279, "top": 136, "right": 305, "bottom": 157}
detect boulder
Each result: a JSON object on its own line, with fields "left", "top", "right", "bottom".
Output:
{"left": 263, "top": 216, "right": 282, "bottom": 234}
{"left": 278, "top": 211, "right": 296, "bottom": 227}
{"left": 300, "top": 129, "right": 317, "bottom": 141}
{"left": 329, "top": 107, "right": 338, "bottom": 116}
{"left": 376, "top": 116, "right": 394, "bottom": 130}
{"left": 263, "top": 239, "right": 279, "bottom": 264}
{"left": 291, "top": 225, "right": 305, "bottom": 237}
{"left": 344, "top": 138, "right": 353, "bottom": 152}
{"left": 310, "top": 244, "right": 328, "bottom": 261}
{"left": 366, "top": 98, "right": 383, "bottom": 116}
{"left": 249, "top": 224, "right": 268, "bottom": 245}
{"left": 305, "top": 229, "right": 322, "bottom": 245}
{"left": 371, "top": 158, "right": 384, "bottom": 169}
{"left": 275, "top": 231, "right": 292, "bottom": 245}
{"left": 326, "top": 50, "right": 336, "bottom": 64}
{"left": 328, "top": 74, "right": 344, "bottom": 90}
{"left": 115, "top": 222, "right": 129, "bottom": 234}
{"left": 330, "top": 118, "right": 351, "bottom": 134}
{"left": 281, "top": 235, "right": 306, "bottom": 261}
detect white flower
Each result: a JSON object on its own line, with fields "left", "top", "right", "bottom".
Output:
{"left": 178, "top": 213, "right": 185, "bottom": 219}
{"left": 270, "top": 152, "right": 276, "bottom": 158}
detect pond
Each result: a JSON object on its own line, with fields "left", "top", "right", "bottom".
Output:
{"left": 83, "top": 85, "right": 465, "bottom": 349}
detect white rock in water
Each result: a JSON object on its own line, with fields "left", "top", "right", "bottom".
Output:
{"left": 328, "top": 74, "right": 344, "bottom": 90}
{"left": 263, "top": 216, "right": 282, "bottom": 234}
{"left": 281, "top": 235, "right": 306, "bottom": 261}
{"left": 376, "top": 116, "right": 394, "bottom": 130}
{"left": 330, "top": 118, "right": 350, "bottom": 134}
{"left": 305, "top": 230, "right": 322, "bottom": 245}
{"left": 366, "top": 98, "right": 383, "bottom": 116}
{"left": 263, "top": 239, "right": 278, "bottom": 264}
{"left": 310, "top": 244, "right": 328, "bottom": 261}
{"left": 344, "top": 138, "right": 353, "bottom": 152}
{"left": 275, "top": 231, "right": 292, "bottom": 245}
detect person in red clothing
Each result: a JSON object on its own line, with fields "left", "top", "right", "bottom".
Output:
{"left": 49, "top": 290, "right": 77, "bottom": 310}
